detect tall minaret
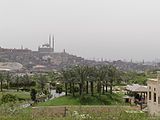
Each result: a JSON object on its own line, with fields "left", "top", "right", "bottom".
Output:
{"left": 52, "top": 35, "right": 54, "bottom": 52}
{"left": 49, "top": 35, "right": 51, "bottom": 48}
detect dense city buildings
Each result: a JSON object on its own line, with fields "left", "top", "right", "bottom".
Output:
{"left": 0, "top": 35, "right": 85, "bottom": 71}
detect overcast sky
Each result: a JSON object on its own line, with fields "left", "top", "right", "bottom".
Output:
{"left": 0, "top": 0, "right": 160, "bottom": 61}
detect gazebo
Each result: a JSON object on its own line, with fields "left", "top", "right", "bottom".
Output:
{"left": 125, "top": 84, "right": 148, "bottom": 104}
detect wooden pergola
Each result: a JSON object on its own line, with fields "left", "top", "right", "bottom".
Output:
{"left": 125, "top": 84, "right": 148, "bottom": 104}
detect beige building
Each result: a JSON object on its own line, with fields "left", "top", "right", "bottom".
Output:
{"left": 147, "top": 76, "right": 160, "bottom": 116}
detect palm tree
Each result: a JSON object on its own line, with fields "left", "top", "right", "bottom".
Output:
{"left": 61, "top": 69, "right": 70, "bottom": 96}
{"left": 37, "top": 74, "right": 47, "bottom": 92}
{"left": 103, "top": 66, "right": 110, "bottom": 93}
{"left": 95, "top": 66, "right": 108, "bottom": 96}
{"left": 6, "top": 72, "right": 11, "bottom": 90}
{"left": 87, "top": 66, "right": 97, "bottom": 96}
{"left": 69, "top": 69, "right": 77, "bottom": 97}
{"left": 85, "top": 66, "right": 95, "bottom": 95}
{"left": 101, "top": 66, "right": 108, "bottom": 95}
{"left": 62, "top": 67, "right": 79, "bottom": 97}
{"left": 74, "top": 65, "right": 88, "bottom": 97}
{"left": 48, "top": 72, "right": 61, "bottom": 84}
{"left": 115, "top": 70, "right": 125, "bottom": 85}
{"left": 105, "top": 74, "right": 109, "bottom": 93}
{"left": 23, "top": 74, "right": 30, "bottom": 89}
{"left": 15, "top": 75, "right": 20, "bottom": 92}
{"left": 108, "top": 66, "right": 118, "bottom": 94}
{"left": 0, "top": 72, "right": 4, "bottom": 92}
{"left": 86, "top": 79, "right": 89, "bottom": 94}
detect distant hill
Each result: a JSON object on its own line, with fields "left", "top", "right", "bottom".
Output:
{"left": 0, "top": 48, "right": 156, "bottom": 72}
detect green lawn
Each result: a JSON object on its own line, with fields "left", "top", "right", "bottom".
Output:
{"left": 37, "top": 93, "right": 124, "bottom": 106}
{"left": 0, "top": 92, "right": 154, "bottom": 120}
{"left": 0, "top": 91, "right": 30, "bottom": 100}
{"left": 38, "top": 96, "right": 81, "bottom": 106}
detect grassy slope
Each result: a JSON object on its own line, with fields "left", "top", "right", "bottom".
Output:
{"left": 38, "top": 96, "right": 80, "bottom": 106}
{"left": 38, "top": 93, "right": 124, "bottom": 106}
{"left": 0, "top": 92, "right": 154, "bottom": 120}
{"left": 0, "top": 91, "right": 30, "bottom": 100}
{"left": 0, "top": 106, "right": 152, "bottom": 120}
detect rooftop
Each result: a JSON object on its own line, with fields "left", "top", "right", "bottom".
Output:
{"left": 148, "top": 78, "right": 158, "bottom": 82}
{"left": 126, "top": 84, "right": 148, "bottom": 92}
{"left": 0, "top": 62, "right": 23, "bottom": 71}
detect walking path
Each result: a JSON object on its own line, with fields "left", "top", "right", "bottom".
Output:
{"left": 50, "top": 90, "right": 65, "bottom": 100}
{"left": 20, "top": 90, "right": 65, "bottom": 109}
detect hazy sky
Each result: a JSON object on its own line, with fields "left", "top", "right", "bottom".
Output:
{"left": 0, "top": 0, "right": 160, "bottom": 61}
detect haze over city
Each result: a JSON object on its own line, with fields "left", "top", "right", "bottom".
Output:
{"left": 1, "top": 0, "right": 160, "bottom": 61}
{"left": 1, "top": 1, "right": 160, "bottom": 119}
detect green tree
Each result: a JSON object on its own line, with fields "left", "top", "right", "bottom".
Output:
{"left": 0, "top": 72, "right": 4, "bottom": 92}
{"left": 87, "top": 66, "right": 97, "bottom": 96}
{"left": 30, "top": 89, "right": 37, "bottom": 102}
{"left": 48, "top": 71, "right": 62, "bottom": 89}
{"left": 6, "top": 72, "right": 11, "bottom": 90}
{"left": 69, "top": 68, "right": 79, "bottom": 97}
{"left": 61, "top": 69, "right": 71, "bottom": 96}
{"left": 108, "top": 66, "right": 118, "bottom": 94}
{"left": 37, "top": 74, "right": 47, "bottom": 92}
{"left": 1, "top": 94, "right": 17, "bottom": 103}
{"left": 74, "top": 65, "right": 88, "bottom": 97}
{"left": 15, "top": 75, "right": 20, "bottom": 92}
{"left": 95, "top": 66, "right": 108, "bottom": 96}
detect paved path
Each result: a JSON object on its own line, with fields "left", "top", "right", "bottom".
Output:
{"left": 50, "top": 90, "right": 65, "bottom": 100}
{"left": 19, "top": 90, "right": 65, "bottom": 109}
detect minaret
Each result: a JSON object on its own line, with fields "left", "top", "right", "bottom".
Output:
{"left": 52, "top": 35, "right": 54, "bottom": 52}
{"left": 49, "top": 35, "right": 51, "bottom": 48}
{"left": 21, "top": 45, "right": 23, "bottom": 50}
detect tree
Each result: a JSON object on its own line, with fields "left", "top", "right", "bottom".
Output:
{"left": 108, "top": 66, "right": 118, "bottom": 94}
{"left": 6, "top": 72, "right": 11, "bottom": 90}
{"left": 1, "top": 94, "right": 17, "bottom": 103}
{"left": 37, "top": 74, "right": 47, "bottom": 92}
{"left": 61, "top": 69, "right": 71, "bottom": 96}
{"left": 61, "top": 65, "right": 89, "bottom": 97}
{"left": 87, "top": 66, "right": 97, "bottom": 96}
{"left": 23, "top": 74, "right": 30, "bottom": 88}
{"left": 74, "top": 65, "right": 88, "bottom": 97}
{"left": 69, "top": 68, "right": 79, "bottom": 97}
{"left": 15, "top": 75, "right": 20, "bottom": 92}
{"left": 95, "top": 66, "right": 108, "bottom": 96}
{"left": 0, "top": 72, "right": 4, "bottom": 92}
{"left": 56, "top": 84, "right": 63, "bottom": 94}
{"left": 30, "top": 89, "right": 37, "bottom": 102}
{"left": 48, "top": 71, "right": 62, "bottom": 90}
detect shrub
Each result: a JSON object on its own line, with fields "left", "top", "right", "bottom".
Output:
{"left": 99, "top": 95, "right": 110, "bottom": 105}
{"left": 80, "top": 95, "right": 96, "bottom": 105}
{"left": 73, "top": 86, "right": 79, "bottom": 93}
{"left": 1, "top": 94, "right": 17, "bottom": 103}
{"left": 43, "top": 89, "right": 49, "bottom": 95}
{"left": 56, "top": 84, "right": 63, "bottom": 94}
{"left": 50, "top": 82, "right": 56, "bottom": 87}
{"left": 30, "top": 89, "right": 37, "bottom": 101}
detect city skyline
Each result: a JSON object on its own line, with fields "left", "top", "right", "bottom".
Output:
{"left": 1, "top": 0, "right": 160, "bottom": 61}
